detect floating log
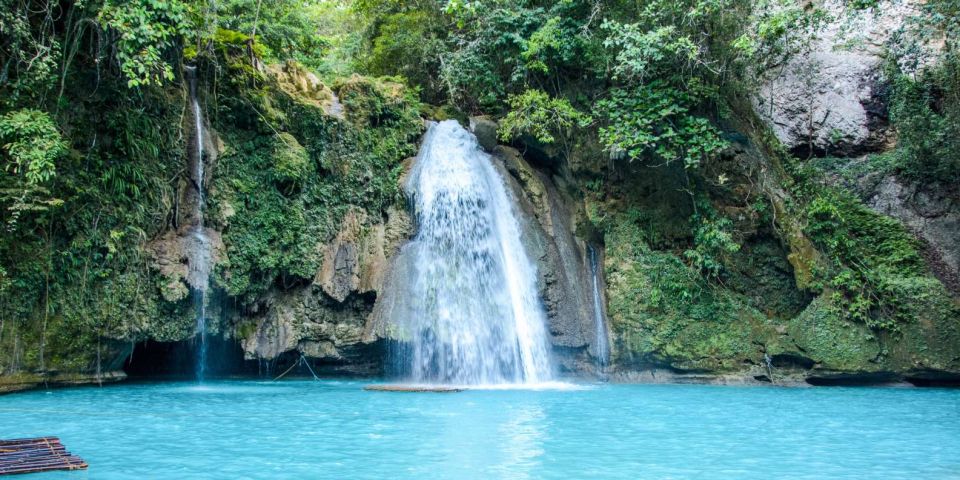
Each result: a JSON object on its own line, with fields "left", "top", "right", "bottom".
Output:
{"left": 0, "top": 437, "right": 87, "bottom": 476}
{"left": 364, "top": 384, "right": 464, "bottom": 393}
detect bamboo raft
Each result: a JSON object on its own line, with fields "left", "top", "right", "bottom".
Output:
{"left": 0, "top": 437, "right": 87, "bottom": 476}
{"left": 364, "top": 384, "right": 464, "bottom": 393}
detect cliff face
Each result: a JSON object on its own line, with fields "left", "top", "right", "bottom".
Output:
{"left": 2, "top": 2, "right": 958, "bottom": 392}
{"left": 588, "top": 0, "right": 960, "bottom": 385}
{"left": 196, "top": 62, "right": 425, "bottom": 376}
{"left": 511, "top": 124, "right": 960, "bottom": 385}
{"left": 0, "top": 42, "right": 426, "bottom": 389}
{"left": 753, "top": 0, "right": 942, "bottom": 158}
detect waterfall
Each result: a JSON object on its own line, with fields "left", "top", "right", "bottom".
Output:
{"left": 587, "top": 245, "right": 609, "bottom": 372}
{"left": 385, "top": 120, "right": 554, "bottom": 385}
{"left": 185, "top": 66, "right": 211, "bottom": 382}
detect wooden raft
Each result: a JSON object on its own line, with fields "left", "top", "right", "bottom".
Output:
{"left": 0, "top": 437, "right": 87, "bottom": 476}
{"left": 364, "top": 384, "right": 464, "bottom": 393}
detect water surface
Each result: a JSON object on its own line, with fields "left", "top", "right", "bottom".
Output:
{"left": 1, "top": 380, "right": 958, "bottom": 479}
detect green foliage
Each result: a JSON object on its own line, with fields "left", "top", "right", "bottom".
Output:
{"left": 354, "top": 0, "right": 828, "bottom": 166}
{"left": 271, "top": 132, "right": 312, "bottom": 191}
{"left": 596, "top": 83, "right": 728, "bottom": 168}
{"left": 0, "top": 109, "right": 65, "bottom": 184}
{"left": 876, "top": 0, "right": 960, "bottom": 182}
{"left": 602, "top": 22, "right": 698, "bottom": 83}
{"left": 604, "top": 211, "right": 773, "bottom": 370}
{"left": 498, "top": 89, "right": 591, "bottom": 145}
{"left": 0, "top": 76, "right": 194, "bottom": 376}
{"left": 213, "top": 0, "right": 334, "bottom": 70}
{"left": 522, "top": 16, "right": 580, "bottom": 75}
{"left": 886, "top": 58, "right": 960, "bottom": 182}
{"left": 362, "top": 11, "right": 446, "bottom": 98}
{"left": 801, "top": 184, "right": 942, "bottom": 331}
{"left": 98, "top": 0, "right": 190, "bottom": 87}
{"left": 439, "top": 3, "right": 549, "bottom": 111}
{"left": 0, "top": 0, "right": 62, "bottom": 106}
{"left": 211, "top": 68, "right": 422, "bottom": 302}
{"left": 684, "top": 207, "right": 741, "bottom": 278}
{"left": 732, "top": 0, "right": 828, "bottom": 74}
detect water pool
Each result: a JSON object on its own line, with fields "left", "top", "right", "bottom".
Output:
{"left": 1, "top": 380, "right": 958, "bottom": 479}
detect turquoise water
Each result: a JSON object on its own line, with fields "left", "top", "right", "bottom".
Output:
{"left": 1, "top": 380, "right": 958, "bottom": 479}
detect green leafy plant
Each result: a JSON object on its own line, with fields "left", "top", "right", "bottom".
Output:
{"left": 498, "top": 89, "right": 591, "bottom": 145}
{"left": 684, "top": 211, "right": 741, "bottom": 278}
{"left": 886, "top": 58, "right": 960, "bottom": 182}
{"left": 98, "top": 0, "right": 189, "bottom": 87}
{"left": 0, "top": 109, "right": 64, "bottom": 184}
{"left": 595, "top": 83, "right": 727, "bottom": 169}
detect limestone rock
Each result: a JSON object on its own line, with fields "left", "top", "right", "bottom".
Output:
{"left": 754, "top": 0, "right": 933, "bottom": 156}
{"left": 238, "top": 284, "right": 378, "bottom": 372}
{"left": 469, "top": 116, "right": 499, "bottom": 153}
{"left": 241, "top": 201, "right": 412, "bottom": 364}
{"left": 147, "top": 227, "right": 224, "bottom": 302}
{"left": 268, "top": 61, "right": 343, "bottom": 119}
{"left": 314, "top": 207, "right": 413, "bottom": 303}
{"left": 316, "top": 210, "right": 363, "bottom": 302}
{"left": 866, "top": 177, "right": 960, "bottom": 287}
{"left": 494, "top": 146, "right": 595, "bottom": 350}
{"left": 241, "top": 295, "right": 300, "bottom": 360}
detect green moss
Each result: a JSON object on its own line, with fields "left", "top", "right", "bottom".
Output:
{"left": 209, "top": 64, "right": 423, "bottom": 304}
{"left": 271, "top": 132, "right": 312, "bottom": 188}
{"left": 0, "top": 75, "right": 197, "bottom": 377}
{"left": 784, "top": 294, "right": 881, "bottom": 371}
{"left": 212, "top": 28, "right": 268, "bottom": 59}
{"left": 724, "top": 238, "right": 813, "bottom": 319}
{"left": 884, "top": 278, "right": 960, "bottom": 372}
{"left": 605, "top": 213, "right": 777, "bottom": 371}
{"left": 333, "top": 75, "right": 416, "bottom": 128}
{"left": 421, "top": 104, "right": 468, "bottom": 124}
{"left": 797, "top": 177, "right": 950, "bottom": 331}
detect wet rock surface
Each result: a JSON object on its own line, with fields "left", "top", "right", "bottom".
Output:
{"left": 469, "top": 116, "right": 500, "bottom": 153}
{"left": 494, "top": 146, "right": 595, "bottom": 351}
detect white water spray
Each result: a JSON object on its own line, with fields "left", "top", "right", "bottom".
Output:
{"left": 384, "top": 121, "right": 554, "bottom": 385}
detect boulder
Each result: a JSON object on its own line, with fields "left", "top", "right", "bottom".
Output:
{"left": 753, "top": 0, "right": 933, "bottom": 156}
{"left": 469, "top": 116, "right": 499, "bottom": 153}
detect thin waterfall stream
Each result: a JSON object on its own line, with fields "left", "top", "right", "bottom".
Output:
{"left": 184, "top": 66, "right": 212, "bottom": 382}
{"left": 588, "top": 245, "right": 610, "bottom": 372}
{"left": 382, "top": 120, "right": 554, "bottom": 385}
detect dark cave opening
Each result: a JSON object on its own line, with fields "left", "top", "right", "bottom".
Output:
{"left": 123, "top": 337, "right": 259, "bottom": 379}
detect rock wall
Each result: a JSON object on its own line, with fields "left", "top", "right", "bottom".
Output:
{"left": 597, "top": 133, "right": 960, "bottom": 386}
{"left": 236, "top": 205, "right": 412, "bottom": 373}
{"left": 819, "top": 159, "right": 960, "bottom": 293}
{"left": 493, "top": 146, "right": 599, "bottom": 370}
{"left": 754, "top": 0, "right": 932, "bottom": 157}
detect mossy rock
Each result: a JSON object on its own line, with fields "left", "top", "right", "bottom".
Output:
{"left": 884, "top": 278, "right": 960, "bottom": 372}
{"left": 784, "top": 294, "right": 881, "bottom": 372}
{"left": 605, "top": 217, "right": 777, "bottom": 372}
{"left": 271, "top": 132, "right": 312, "bottom": 186}
{"left": 422, "top": 104, "right": 467, "bottom": 125}
{"left": 333, "top": 75, "right": 412, "bottom": 127}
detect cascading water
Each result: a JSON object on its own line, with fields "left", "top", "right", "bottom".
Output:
{"left": 385, "top": 120, "right": 554, "bottom": 385}
{"left": 587, "top": 245, "right": 610, "bottom": 372}
{"left": 185, "top": 66, "right": 212, "bottom": 382}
